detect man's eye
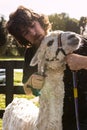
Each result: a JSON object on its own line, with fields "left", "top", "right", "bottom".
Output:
{"left": 23, "top": 30, "right": 29, "bottom": 36}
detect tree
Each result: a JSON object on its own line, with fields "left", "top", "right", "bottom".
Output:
{"left": 0, "top": 16, "right": 8, "bottom": 55}
{"left": 0, "top": 16, "right": 7, "bottom": 45}
{"left": 79, "top": 17, "right": 87, "bottom": 35}
{"left": 65, "top": 18, "right": 79, "bottom": 33}
{"left": 48, "top": 13, "right": 79, "bottom": 33}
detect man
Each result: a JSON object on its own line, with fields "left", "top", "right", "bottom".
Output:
{"left": 6, "top": 6, "right": 87, "bottom": 130}
{"left": 6, "top": 5, "right": 51, "bottom": 95}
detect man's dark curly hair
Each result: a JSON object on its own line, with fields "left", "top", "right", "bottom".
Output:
{"left": 6, "top": 6, "right": 51, "bottom": 47}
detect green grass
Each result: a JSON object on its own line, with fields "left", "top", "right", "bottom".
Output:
{"left": 14, "top": 69, "right": 23, "bottom": 85}
{"left": 0, "top": 56, "right": 24, "bottom": 60}
{"left": 0, "top": 119, "right": 2, "bottom": 130}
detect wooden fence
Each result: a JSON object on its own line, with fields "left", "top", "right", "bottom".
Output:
{"left": 0, "top": 60, "right": 24, "bottom": 118}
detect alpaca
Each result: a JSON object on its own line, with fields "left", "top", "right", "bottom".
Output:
{"left": 2, "top": 30, "right": 82, "bottom": 130}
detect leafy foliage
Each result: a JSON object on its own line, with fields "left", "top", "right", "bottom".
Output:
{"left": 0, "top": 14, "right": 87, "bottom": 57}
{"left": 0, "top": 16, "right": 7, "bottom": 46}
{"left": 49, "top": 13, "right": 80, "bottom": 33}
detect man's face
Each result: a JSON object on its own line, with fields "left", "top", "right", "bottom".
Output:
{"left": 21, "top": 21, "right": 46, "bottom": 47}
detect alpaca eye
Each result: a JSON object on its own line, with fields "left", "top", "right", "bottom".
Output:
{"left": 47, "top": 40, "right": 54, "bottom": 46}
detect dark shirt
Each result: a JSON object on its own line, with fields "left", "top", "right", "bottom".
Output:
{"left": 22, "top": 46, "right": 38, "bottom": 84}
{"left": 22, "top": 41, "right": 87, "bottom": 130}
{"left": 63, "top": 41, "right": 87, "bottom": 130}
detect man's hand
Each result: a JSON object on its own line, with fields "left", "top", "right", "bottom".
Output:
{"left": 30, "top": 73, "right": 45, "bottom": 89}
{"left": 24, "top": 73, "right": 45, "bottom": 91}
{"left": 23, "top": 83, "right": 32, "bottom": 95}
{"left": 66, "top": 53, "right": 87, "bottom": 70}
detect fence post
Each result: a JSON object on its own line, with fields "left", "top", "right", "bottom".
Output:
{"left": 5, "top": 61, "right": 14, "bottom": 106}
{"left": 0, "top": 60, "right": 24, "bottom": 118}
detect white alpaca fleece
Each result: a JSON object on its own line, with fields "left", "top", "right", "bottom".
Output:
{"left": 2, "top": 30, "right": 82, "bottom": 130}
{"left": 3, "top": 98, "right": 39, "bottom": 130}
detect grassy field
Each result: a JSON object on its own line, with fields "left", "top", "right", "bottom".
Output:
{"left": 0, "top": 70, "right": 35, "bottom": 130}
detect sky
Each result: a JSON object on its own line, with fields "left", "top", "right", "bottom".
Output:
{"left": 0, "top": 0, "right": 87, "bottom": 20}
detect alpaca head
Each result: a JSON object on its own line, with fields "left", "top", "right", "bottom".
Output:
{"left": 30, "top": 30, "right": 82, "bottom": 74}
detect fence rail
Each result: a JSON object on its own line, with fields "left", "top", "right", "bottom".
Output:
{"left": 0, "top": 60, "right": 24, "bottom": 118}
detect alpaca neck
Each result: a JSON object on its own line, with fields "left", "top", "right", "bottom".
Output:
{"left": 37, "top": 70, "right": 64, "bottom": 130}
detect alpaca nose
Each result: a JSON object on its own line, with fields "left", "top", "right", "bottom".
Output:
{"left": 68, "top": 34, "right": 76, "bottom": 39}
{"left": 68, "top": 34, "right": 79, "bottom": 45}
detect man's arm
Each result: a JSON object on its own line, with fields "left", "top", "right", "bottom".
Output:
{"left": 66, "top": 54, "right": 87, "bottom": 70}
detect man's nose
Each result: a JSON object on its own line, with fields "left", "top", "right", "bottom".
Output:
{"left": 29, "top": 28, "right": 36, "bottom": 36}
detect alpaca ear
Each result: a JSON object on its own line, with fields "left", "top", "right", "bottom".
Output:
{"left": 30, "top": 41, "right": 46, "bottom": 66}
{"left": 30, "top": 53, "right": 38, "bottom": 66}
